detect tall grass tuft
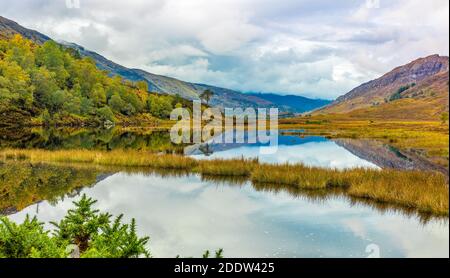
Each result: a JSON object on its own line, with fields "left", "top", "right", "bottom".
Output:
{"left": 347, "top": 169, "right": 449, "bottom": 215}
{"left": 0, "top": 149, "right": 198, "bottom": 170}
{"left": 251, "top": 164, "right": 346, "bottom": 189}
{"left": 195, "top": 158, "right": 258, "bottom": 176}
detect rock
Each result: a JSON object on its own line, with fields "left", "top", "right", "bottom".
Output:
{"left": 103, "top": 120, "right": 115, "bottom": 129}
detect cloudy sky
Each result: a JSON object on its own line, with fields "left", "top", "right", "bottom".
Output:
{"left": 1, "top": 0, "right": 448, "bottom": 99}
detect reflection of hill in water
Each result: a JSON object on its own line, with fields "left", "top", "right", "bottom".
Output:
{"left": 334, "top": 138, "right": 448, "bottom": 175}
{"left": 185, "top": 129, "right": 327, "bottom": 155}
{"left": 0, "top": 127, "right": 183, "bottom": 153}
{"left": 0, "top": 162, "right": 105, "bottom": 215}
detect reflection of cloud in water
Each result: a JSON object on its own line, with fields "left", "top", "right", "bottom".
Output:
{"left": 193, "top": 141, "right": 380, "bottom": 169}
{"left": 9, "top": 173, "right": 448, "bottom": 258}
{"left": 342, "top": 219, "right": 369, "bottom": 240}
{"left": 360, "top": 215, "right": 449, "bottom": 258}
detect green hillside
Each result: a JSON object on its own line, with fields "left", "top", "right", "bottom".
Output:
{"left": 1, "top": 15, "right": 331, "bottom": 113}
{"left": 0, "top": 35, "right": 180, "bottom": 127}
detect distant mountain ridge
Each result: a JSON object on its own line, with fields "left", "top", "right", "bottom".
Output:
{"left": 0, "top": 15, "right": 329, "bottom": 112}
{"left": 316, "top": 54, "right": 449, "bottom": 120}
{"left": 247, "top": 93, "right": 332, "bottom": 113}
{"left": 58, "top": 41, "right": 284, "bottom": 110}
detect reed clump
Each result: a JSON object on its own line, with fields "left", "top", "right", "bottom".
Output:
{"left": 346, "top": 169, "right": 449, "bottom": 215}
{"left": 252, "top": 164, "right": 325, "bottom": 189}
{"left": 0, "top": 149, "right": 198, "bottom": 170}
{"left": 251, "top": 164, "right": 351, "bottom": 189}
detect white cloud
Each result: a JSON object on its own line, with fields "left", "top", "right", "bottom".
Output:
{"left": 0, "top": 0, "right": 448, "bottom": 99}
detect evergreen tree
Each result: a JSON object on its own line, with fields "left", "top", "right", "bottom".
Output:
{"left": 200, "top": 89, "right": 213, "bottom": 105}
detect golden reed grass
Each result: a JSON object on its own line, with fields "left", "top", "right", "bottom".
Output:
{"left": 1, "top": 149, "right": 448, "bottom": 215}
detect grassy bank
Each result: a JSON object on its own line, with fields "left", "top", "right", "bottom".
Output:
{"left": 1, "top": 149, "right": 448, "bottom": 215}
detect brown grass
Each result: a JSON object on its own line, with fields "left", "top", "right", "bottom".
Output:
{"left": 194, "top": 158, "right": 258, "bottom": 176}
{"left": 251, "top": 164, "right": 347, "bottom": 189}
{"left": 347, "top": 169, "right": 448, "bottom": 215}
{"left": 1, "top": 148, "right": 448, "bottom": 215}
{"left": 1, "top": 149, "right": 198, "bottom": 170}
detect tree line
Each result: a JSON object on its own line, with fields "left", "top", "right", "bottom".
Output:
{"left": 0, "top": 35, "right": 189, "bottom": 126}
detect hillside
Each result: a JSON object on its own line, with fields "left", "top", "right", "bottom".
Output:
{"left": 60, "top": 41, "right": 328, "bottom": 111}
{"left": 248, "top": 93, "right": 331, "bottom": 113}
{"left": 316, "top": 55, "right": 449, "bottom": 120}
{"left": 59, "top": 42, "right": 277, "bottom": 109}
{"left": 0, "top": 15, "right": 328, "bottom": 112}
{"left": 0, "top": 34, "right": 185, "bottom": 127}
{"left": 0, "top": 16, "right": 50, "bottom": 44}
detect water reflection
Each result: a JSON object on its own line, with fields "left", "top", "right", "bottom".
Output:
{"left": 0, "top": 161, "right": 101, "bottom": 214}
{"left": 2, "top": 127, "right": 441, "bottom": 172}
{"left": 0, "top": 127, "right": 184, "bottom": 153}
{"left": 2, "top": 162, "right": 448, "bottom": 258}
{"left": 189, "top": 134, "right": 379, "bottom": 169}
{"left": 334, "top": 138, "right": 449, "bottom": 175}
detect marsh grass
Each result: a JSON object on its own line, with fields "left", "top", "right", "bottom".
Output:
{"left": 0, "top": 149, "right": 198, "bottom": 170}
{"left": 194, "top": 158, "right": 258, "bottom": 176}
{"left": 347, "top": 169, "right": 449, "bottom": 215}
{"left": 251, "top": 164, "right": 351, "bottom": 189}
{"left": 0, "top": 149, "right": 448, "bottom": 215}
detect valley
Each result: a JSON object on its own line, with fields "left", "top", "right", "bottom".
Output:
{"left": 1, "top": 13, "right": 449, "bottom": 259}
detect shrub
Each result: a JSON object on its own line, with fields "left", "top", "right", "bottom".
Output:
{"left": 148, "top": 95, "right": 173, "bottom": 119}
{"left": 441, "top": 112, "right": 449, "bottom": 124}
{"left": 389, "top": 84, "right": 414, "bottom": 102}
{"left": 0, "top": 216, "right": 68, "bottom": 258}
{"left": 0, "top": 194, "right": 151, "bottom": 258}
{"left": 96, "top": 106, "right": 115, "bottom": 123}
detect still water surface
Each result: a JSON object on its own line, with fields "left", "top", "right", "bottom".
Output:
{"left": 7, "top": 171, "right": 449, "bottom": 258}
{"left": 2, "top": 128, "right": 448, "bottom": 257}
{"left": 189, "top": 133, "right": 379, "bottom": 169}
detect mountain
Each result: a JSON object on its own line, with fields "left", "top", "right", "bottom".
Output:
{"left": 0, "top": 16, "right": 50, "bottom": 43}
{"left": 0, "top": 15, "right": 328, "bottom": 112}
{"left": 58, "top": 41, "right": 281, "bottom": 109}
{"left": 247, "top": 93, "right": 331, "bottom": 113}
{"left": 316, "top": 55, "right": 449, "bottom": 120}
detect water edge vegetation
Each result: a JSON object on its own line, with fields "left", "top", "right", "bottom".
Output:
{"left": 1, "top": 148, "right": 448, "bottom": 216}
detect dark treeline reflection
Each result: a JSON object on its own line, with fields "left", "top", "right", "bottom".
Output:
{"left": 0, "top": 161, "right": 101, "bottom": 214}
{"left": 0, "top": 127, "right": 185, "bottom": 153}
{"left": 1, "top": 161, "right": 446, "bottom": 225}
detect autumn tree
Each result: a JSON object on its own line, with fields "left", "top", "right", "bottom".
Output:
{"left": 0, "top": 35, "right": 180, "bottom": 126}
{"left": 136, "top": 80, "right": 148, "bottom": 92}
{"left": 148, "top": 94, "right": 173, "bottom": 118}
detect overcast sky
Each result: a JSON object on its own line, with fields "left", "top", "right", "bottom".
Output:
{"left": 1, "top": 0, "right": 448, "bottom": 99}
